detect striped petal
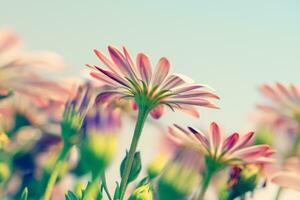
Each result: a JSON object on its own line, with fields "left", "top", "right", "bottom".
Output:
{"left": 210, "top": 122, "right": 222, "bottom": 150}
{"left": 188, "top": 127, "right": 209, "bottom": 148}
{"left": 137, "top": 53, "right": 152, "bottom": 85}
{"left": 94, "top": 49, "right": 121, "bottom": 75}
{"left": 94, "top": 66, "right": 130, "bottom": 88}
{"left": 151, "top": 57, "right": 170, "bottom": 86}
{"left": 222, "top": 133, "right": 239, "bottom": 152}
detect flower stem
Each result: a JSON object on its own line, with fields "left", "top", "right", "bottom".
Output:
{"left": 274, "top": 187, "right": 283, "bottom": 200}
{"left": 118, "top": 106, "right": 149, "bottom": 200}
{"left": 43, "top": 144, "right": 71, "bottom": 200}
{"left": 196, "top": 168, "right": 216, "bottom": 200}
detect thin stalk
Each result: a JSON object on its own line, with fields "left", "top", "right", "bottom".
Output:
{"left": 43, "top": 144, "right": 71, "bottom": 200}
{"left": 101, "top": 172, "right": 112, "bottom": 200}
{"left": 196, "top": 169, "right": 216, "bottom": 200}
{"left": 118, "top": 106, "right": 149, "bottom": 200}
{"left": 274, "top": 187, "right": 283, "bottom": 200}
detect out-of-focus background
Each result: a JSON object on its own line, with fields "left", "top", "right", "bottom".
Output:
{"left": 1, "top": 0, "right": 300, "bottom": 199}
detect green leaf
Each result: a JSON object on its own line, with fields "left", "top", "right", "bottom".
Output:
{"left": 20, "top": 187, "right": 28, "bottom": 200}
{"left": 120, "top": 151, "right": 142, "bottom": 183}
{"left": 65, "top": 191, "right": 80, "bottom": 200}
{"left": 113, "top": 182, "right": 120, "bottom": 200}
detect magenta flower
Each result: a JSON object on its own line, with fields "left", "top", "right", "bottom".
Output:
{"left": 169, "top": 122, "right": 275, "bottom": 165}
{"left": 87, "top": 46, "right": 219, "bottom": 119}
{"left": 0, "top": 29, "right": 69, "bottom": 107}
{"left": 272, "top": 157, "right": 300, "bottom": 192}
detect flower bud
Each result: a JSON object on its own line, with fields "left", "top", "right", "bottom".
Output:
{"left": 81, "top": 105, "right": 120, "bottom": 175}
{"left": 129, "top": 182, "right": 153, "bottom": 200}
{"left": 61, "top": 83, "right": 93, "bottom": 145}
{"left": 147, "top": 154, "right": 168, "bottom": 179}
{"left": 0, "top": 162, "right": 10, "bottom": 183}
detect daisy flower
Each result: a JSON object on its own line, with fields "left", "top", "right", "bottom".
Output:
{"left": 0, "top": 28, "right": 69, "bottom": 107}
{"left": 258, "top": 82, "right": 300, "bottom": 121}
{"left": 87, "top": 45, "right": 219, "bottom": 119}
{"left": 169, "top": 122, "right": 275, "bottom": 166}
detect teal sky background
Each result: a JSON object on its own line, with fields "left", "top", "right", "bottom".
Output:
{"left": 1, "top": 0, "right": 300, "bottom": 132}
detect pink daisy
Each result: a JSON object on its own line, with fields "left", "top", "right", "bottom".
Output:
{"left": 87, "top": 46, "right": 219, "bottom": 119}
{"left": 0, "top": 28, "right": 70, "bottom": 107}
{"left": 168, "top": 122, "right": 275, "bottom": 165}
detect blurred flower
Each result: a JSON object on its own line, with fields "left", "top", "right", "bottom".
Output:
{"left": 0, "top": 28, "right": 69, "bottom": 107}
{"left": 147, "top": 154, "right": 169, "bottom": 179}
{"left": 272, "top": 157, "right": 300, "bottom": 192}
{"left": 157, "top": 150, "right": 201, "bottom": 200}
{"left": 87, "top": 46, "right": 219, "bottom": 119}
{"left": 129, "top": 182, "right": 153, "bottom": 200}
{"left": 169, "top": 122, "right": 275, "bottom": 166}
{"left": 80, "top": 102, "right": 121, "bottom": 175}
{"left": 61, "top": 82, "right": 93, "bottom": 145}
{"left": 258, "top": 82, "right": 300, "bottom": 120}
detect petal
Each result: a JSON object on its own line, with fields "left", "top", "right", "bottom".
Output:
{"left": 108, "top": 46, "right": 136, "bottom": 79}
{"left": 231, "top": 131, "right": 254, "bottom": 151}
{"left": 222, "top": 133, "right": 239, "bottom": 152}
{"left": 94, "top": 49, "right": 121, "bottom": 75}
{"left": 150, "top": 105, "right": 164, "bottom": 119}
{"left": 151, "top": 57, "right": 170, "bottom": 86}
{"left": 172, "top": 91, "right": 220, "bottom": 99}
{"left": 161, "top": 75, "right": 185, "bottom": 90}
{"left": 188, "top": 127, "right": 209, "bottom": 148}
{"left": 209, "top": 122, "right": 222, "bottom": 150}
{"left": 94, "top": 66, "right": 130, "bottom": 88}
{"left": 272, "top": 172, "right": 300, "bottom": 192}
{"left": 172, "top": 104, "right": 200, "bottom": 118}
{"left": 136, "top": 53, "right": 152, "bottom": 84}
{"left": 233, "top": 145, "right": 270, "bottom": 159}
{"left": 172, "top": 85, "right": 205, "bottom": 94}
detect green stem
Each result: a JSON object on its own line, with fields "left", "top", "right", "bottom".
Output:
{"left": 196, "top": 169, "right": 216, "bottom": 200}
{"left": 118, "top": 106, "right": 149, "bottom": 200}
{"left": 101, "top": 172, "right": 112, "bottom": 200}
{"left": 274, "top": 187, "right": 283, "bottom": 200}
{"left": 43, "top": 144, "right": 71, "bottom": 200}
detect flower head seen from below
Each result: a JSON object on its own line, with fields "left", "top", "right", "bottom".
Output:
{"left": 87, "top": 45, "right": 219, "bottom": 119}
{"left": 272, "top": 157, "right": 300, "bottom": 192}
{"left": 0, "top": 28, "right": 70, "bottom": 107}
{"left": 61, "top": 82, "right": 93, "bottom": 145}
{"left": 169, "top": 122, "right": 275, "bottom": 167}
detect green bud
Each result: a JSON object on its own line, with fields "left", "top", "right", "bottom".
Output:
{"left": 0, "top": 162, "right": 10, "bottom": 183}
{"left": 81, "top": 133, "right": 117, "bottom": 175}
{"left": 120, "top": 151, "right": 142, "bottom": 183}
{"left": 129, "top": 182, "right": 153, "bottom": 200}
{"left": 147, "top": 154, "right": 168, "bottom": 179}
{"left": 158, "top": 162, "right": 200, "bottom": 200}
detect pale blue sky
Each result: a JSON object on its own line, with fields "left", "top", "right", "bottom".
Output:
{"left": 1, "top": 0, "right": 300, "bottom": 132}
